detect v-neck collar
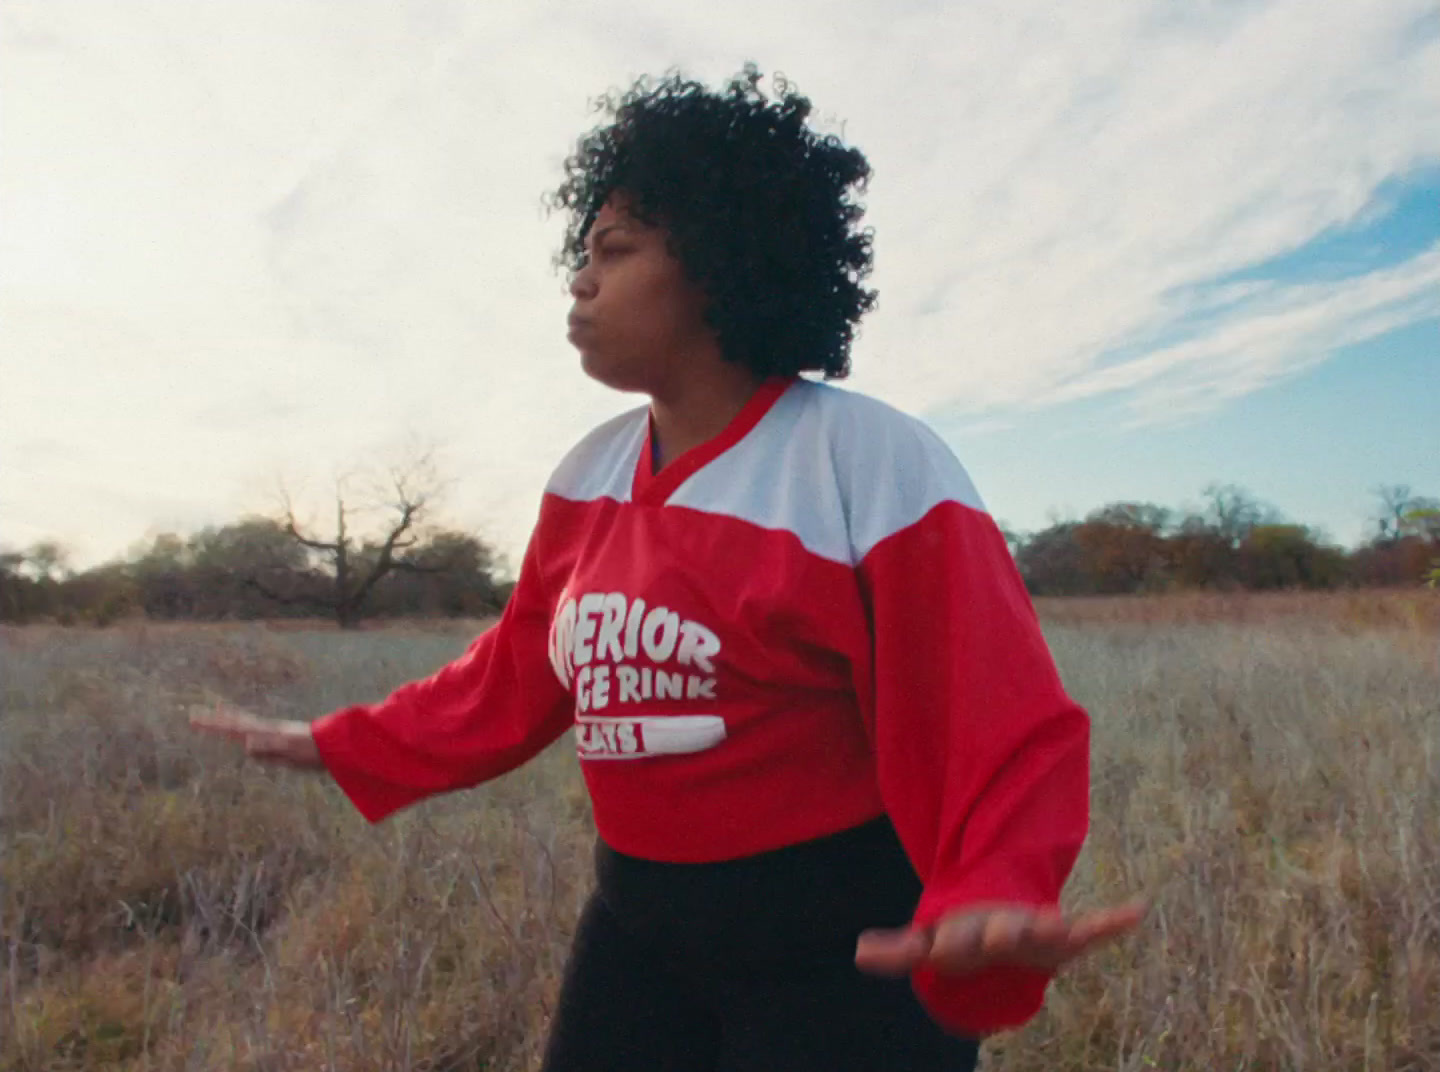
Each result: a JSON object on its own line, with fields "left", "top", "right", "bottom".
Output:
{"left": 631, "top": 376, "right": 795, "bottom": 505}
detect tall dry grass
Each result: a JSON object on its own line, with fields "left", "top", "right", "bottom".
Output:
{"left": 1034, "top": 588, "right": 1440, "bottom": 633}
{"left": 2, "top": 594, "right": 1437, "bottom": 1071}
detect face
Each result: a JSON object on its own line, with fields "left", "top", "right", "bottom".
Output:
{"left": 567, "top": 195, "right": 714, "bottom": 392}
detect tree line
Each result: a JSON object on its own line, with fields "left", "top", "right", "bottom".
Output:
{"left": 1007, "top": 483, "right": 1439, "bottom": 596}
{"left": 1, "top": 458, "right": 513, "bottom": 627}
{"left": 2, "top": 481, "right": 1436, "bottom": 627}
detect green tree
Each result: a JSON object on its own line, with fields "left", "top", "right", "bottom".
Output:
{"left": 1166, "top": 514, "right": 1237, "bottom": 589}
{"left": 0, "top": 548, "right": 47, "bottom": 621}
{"left": 1013, "top": 522, "right": 1087, "bottom": 595}
{"left": 1073, "top": 502, "right": 1171, "bottom": 593}
{"left": 189, "top": 517, "right": 317, "bottom": 618}
{"left": 60, "top": 563, "right": 139, "bottom": 625}
{"left": 1238, "top": 524, "right": 1345, "bottom": 590}
{"left": 22, "top": 540, "right": 70, "bottom": 582}
{"left": 369, "top": 530, "right": 504, "bottom": 618}
{"left": 1403, "top": 506, "right": 1440, "bottom": 587}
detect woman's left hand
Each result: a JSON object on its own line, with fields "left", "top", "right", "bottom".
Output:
{"left": 854, "top": 899, "right": 1147, "bottom": 977}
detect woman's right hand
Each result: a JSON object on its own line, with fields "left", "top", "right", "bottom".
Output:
{"left": 188, "top": 703, "right": 326, "bottom": 771}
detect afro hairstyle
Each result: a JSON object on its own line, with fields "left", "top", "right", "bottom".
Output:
{"left": 548, "top": 64, "right": 877, "bottom": 380}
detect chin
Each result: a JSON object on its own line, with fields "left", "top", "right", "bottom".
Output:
{"left": 579, "top": 348, "right": 649, "bottom": 394}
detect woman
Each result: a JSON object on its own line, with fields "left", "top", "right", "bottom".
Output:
{"left": 192, "top": 67, "right": 1144, "bottom": 1071}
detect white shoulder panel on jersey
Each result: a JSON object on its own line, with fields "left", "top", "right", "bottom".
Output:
{"left": 665, "top": 381, "right": 852, "bottom": 562}
{"left": 666, "top": 380, "right": 987, "bottom": 566}
{"left": 545, "top": 405, "right": 648, "bottom": 504}
{"left": 826, "top": 385, "right": 988, "bottom": 561}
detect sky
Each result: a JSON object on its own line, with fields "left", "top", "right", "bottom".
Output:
{"left": 3, "top": 0, "right": 1438, "bottom": 571}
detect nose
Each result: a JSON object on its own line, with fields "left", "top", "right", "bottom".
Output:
{"left": 569, "top": 264, "right": 598, "bottom": 301}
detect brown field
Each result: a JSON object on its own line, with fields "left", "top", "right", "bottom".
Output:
{"left": 1034, "top": 588, "right": 1440, "bottom": 633}
{"left": 2, "top": 589, "right": 1438, "bottom": 1071}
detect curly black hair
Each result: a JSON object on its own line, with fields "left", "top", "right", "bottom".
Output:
{"left": 547, "top": 65, "right": 876, "bottom": 380}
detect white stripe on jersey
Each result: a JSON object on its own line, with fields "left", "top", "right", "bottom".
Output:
{"left": 546, "top": 405, "right": 647, "bottom": 504}
{"left": 575, "top": 714, "right": 728, "bottom": 760}
{"left": 545, "top": 380, "right": 988, "bottom": 565}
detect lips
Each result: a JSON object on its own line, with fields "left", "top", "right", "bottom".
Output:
{"left": 567, "top": 312, "right": 595, "bottom": 344}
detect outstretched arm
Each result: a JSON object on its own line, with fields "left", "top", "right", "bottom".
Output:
{"left": 190, "top": 528, "right": 574, "bottom": 822}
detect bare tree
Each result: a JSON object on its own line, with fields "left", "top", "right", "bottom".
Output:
{"left": 1373, "top": 483, "right": 1416, "bottom": 543}
{"left": 1401, "top": 500, "right": 1440, "bottom": 542}
{"left": 22, "top": 540, "right": 70, "bottom": 582}
{"left": 1202, "top": 483, "right": 1268, "bottom": 549}
{"left": 257, "top": 452, "right": 458, "bottom": 628}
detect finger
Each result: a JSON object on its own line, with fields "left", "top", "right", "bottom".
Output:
{"left": 1008, "top": 911, "right": 1074, "bottom": 967}
{"left": 1026, "top": 911, "right": 1070, "bottom": 947}
{"left": 920, "top": 900, "right": 1151, "bottom": 977}
{"left": 244, "top": 733, "right": 278, "bottom": 758}
{"left": 979, "top": 910, "right": 1035, "bottom": 959}
{"left": 188, "top": 704, "right": 255, "bottom": 728}
{"left": 935, "top": 909, "right": 1081, "bottom": 974}
{"left": 923, "top": 912, "right": 987, "bottom": 975}
{"left": 999, "top": 902, "right": 1147, "bottom": 971}
{"left": 1010, "top": 903, "right": 1147, "bottom": 972}
{"left": 245, "top": 735, "right": 304, "bottom": 768}
{"left": 187, "top": 711, "right": 252, "bottom": 741}
{"left": 855, "top": 926, "right": 933, "bottom": 977}
{"left": 1067, "top": 901, "right": 1149, "bottom": 948}
{"left": 190, "top": 705, "right": 273, "bottom": 739}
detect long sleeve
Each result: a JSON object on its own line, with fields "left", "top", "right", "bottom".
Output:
{"left": 310, "top": 529, "right": 574, "bottom": 823}
{"left": 849, "top": 427, "right": 1089, "bottom": 1036}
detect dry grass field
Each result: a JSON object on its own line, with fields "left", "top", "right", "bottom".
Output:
{"left": 2, "top": 590, "right": 1437, "bottom": 1071}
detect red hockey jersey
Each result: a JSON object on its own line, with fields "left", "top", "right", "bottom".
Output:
{"left": 311, "top": 375, "right": 1090, "bottom": 1035}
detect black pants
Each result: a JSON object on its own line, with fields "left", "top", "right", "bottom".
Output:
{"left": 541, "top": 816, "right": 980, "bottom": 1071}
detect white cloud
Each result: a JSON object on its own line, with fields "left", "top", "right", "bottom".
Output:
{"left": 1041, "top": 246, "right": 1440, "bottom": 418}
{"left": 2, "top": 0, "right": 1437, "bottom": 564}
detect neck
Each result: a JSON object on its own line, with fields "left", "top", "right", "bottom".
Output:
{"left": 648, "top": 356, "right": 765, "bottom": 470}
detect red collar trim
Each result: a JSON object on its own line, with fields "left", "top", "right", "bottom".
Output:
{"left": 631, "top": 376, "right": 795, "bottom": 505}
